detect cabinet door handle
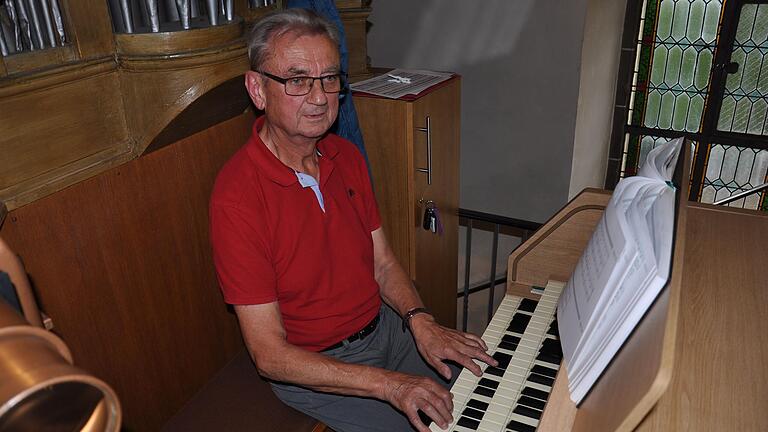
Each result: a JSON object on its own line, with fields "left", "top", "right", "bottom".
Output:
{"left": 415, "top": 116, "right": 432, "bottom": 185}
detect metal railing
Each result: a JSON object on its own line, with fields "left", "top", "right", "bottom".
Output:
{"left": 713, "top": 182, "right": 768, "bottom": 207}
{"left": 457, "top": 208, "right": 541, "bottom": 332}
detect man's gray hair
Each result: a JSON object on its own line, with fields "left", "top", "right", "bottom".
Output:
{"left": 247, "top": 8, "right": 341, "bottom": 72}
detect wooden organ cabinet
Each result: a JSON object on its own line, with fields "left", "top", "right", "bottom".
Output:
{"left": 354, "top": 76, "right": 461, "bottom": 329}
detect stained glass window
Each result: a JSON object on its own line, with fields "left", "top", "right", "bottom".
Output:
{"left": 611, "top": 0, "right": 768, "bottom": 211}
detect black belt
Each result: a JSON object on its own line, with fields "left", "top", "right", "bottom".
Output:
{"left": 321, "top": 314, "right": 380, "bottom": 352}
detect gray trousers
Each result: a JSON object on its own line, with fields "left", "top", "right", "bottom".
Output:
{"left": 270, "top": 305, "right": 460, "bottom": 432}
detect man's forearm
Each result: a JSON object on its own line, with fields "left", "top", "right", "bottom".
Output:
{"left": 252, "top": 339, "right": 394, "bottom": 398}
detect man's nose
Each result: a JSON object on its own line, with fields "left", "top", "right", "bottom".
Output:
{"left": 306, "top": 78, "right": 328, "bottom": 104}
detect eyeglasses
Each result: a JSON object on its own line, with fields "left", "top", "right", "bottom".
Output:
{"left": 258, "top": 71, "right": 347, "bottom": 96}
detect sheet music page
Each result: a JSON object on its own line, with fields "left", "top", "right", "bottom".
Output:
{"left": 350, "top": 69, "right": 454, "bottom": 99}
{"left": 568, "top": 183, "right": 672, "bottom": 398}
{"left": 557, "top": 137, "right": 681, "bottom": 403}
{"left": 558, "top": 176, "right": 645, "bottom": 369}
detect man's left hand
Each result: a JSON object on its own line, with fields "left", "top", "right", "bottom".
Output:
{"left": 409, "top": 314, "right": 498, "bottom": 379}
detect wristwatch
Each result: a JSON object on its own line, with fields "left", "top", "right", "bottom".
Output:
{"left": 402, "top": 307, "right": 431, "bottom": 332}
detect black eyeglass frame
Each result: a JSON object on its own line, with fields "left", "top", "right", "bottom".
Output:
{"left": 257, "top": 70, "right": 348, "bottom": 96}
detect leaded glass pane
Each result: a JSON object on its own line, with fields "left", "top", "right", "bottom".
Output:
{"left": 701, "top": 144, "right": 768, "bottom": 209}
{"left": 636, "top": 0, "right": 721, "bottom": 136}
{"left": 717, "top": 4, "right": 768, "bottom": 136}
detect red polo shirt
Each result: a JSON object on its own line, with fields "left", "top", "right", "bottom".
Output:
{"left": 210, "top": 116, "right": 382, "bottom": 352}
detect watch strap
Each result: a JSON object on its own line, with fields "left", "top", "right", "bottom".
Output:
{"left": 402, "top": 307, "right": 431, "bottom": 332}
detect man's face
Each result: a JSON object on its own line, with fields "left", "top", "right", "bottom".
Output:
{"left": 247, "top": 32, "right": 341, "bottom": 142}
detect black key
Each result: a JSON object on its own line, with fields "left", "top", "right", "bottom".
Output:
{"left": 417, "top": 410, "right": 432, "bottom": 426}
{"left": 532, "top": 364, "right": 558, "bottom": 378}
{"left": 502, "top": 334, "right": 521, "bottom": 344}
{"left": 485, "top": 366, "right": 505, "bottom": 377}
{"left": 536, "top": 352, "right": 561, "bottom": 365}
{"left": 466, "top": 398, "right": 489, "bottom": 411}
{"left": 506, "top": 419, "right": 536, "bottom": 432}
{"left": 521, "top": 386, "right": 549, "bottom": 401}
{"left": 513, "top": 404, "right": 542, "bottom": 420}
{"left": 457, "top": 416, "right": 480, "bottom": 430}
{"left": 518, "top": 395, "right": 546, "bottom": 411}
{"left": 492, "top": 351, "right": 512, "bottom": 369}
{"left": 478, "top": 378, "right": 499, "bottom": 389}
{"left": 518, "top": 298, "right": 538, "bottom": 312}
{"left": 548, "top": 319, "right": 559, "bottom": 336}
{"left": 541, "top": 338, "right": 563, "bottom": 357}
{"left": 527, "top": 372, "right": 555, "bottom": 387}
{"left": 466, "top": 399, "right": 488, "bottom": 411}
{"left": 498, "top": 340, "right": 518, "bottom": 351}
{"left": 507, "top": 313, "right": 532, "bottom": 333}
{"left": 473, "top": 386, "right": 495, "bottom": 397}
{"left": 462, "top": 407, "right": 485, "bottom": 421}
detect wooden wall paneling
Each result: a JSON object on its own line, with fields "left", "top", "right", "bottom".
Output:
{"left": 0, "top": 112, "right": 255, "bottom": 431}
{"left": 117, "top": 37, "right": 250, "bottom": 156}
{"left": 1, "top": 46, "right": 80, "bottom": 77}
{"left": 354, "top": 96, "right": 414, "bottom": 275}
{"left": 0, "top": 65, "right": 132, "bottom": 210}
{"left": 339, "top": 9, "right": 372, "bottom": 81}
{"left": 60, "top": 0, "right": 116, "bottom": 59}
{"left": 411, "top": 79, "right": 460, "bottom": 329}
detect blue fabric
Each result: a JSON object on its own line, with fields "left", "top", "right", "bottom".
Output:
{"left": 286, "top": 0, "right": 371, "bottom": 176}
{"left": 294, "top": 171, "right": 325, "bottom": 211}
{"left": 0, "top": 271, "right": 22, "bottom": 315}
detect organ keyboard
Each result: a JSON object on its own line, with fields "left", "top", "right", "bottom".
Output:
{"left": 432, "top": 281, "right": 564, "bottom": 432}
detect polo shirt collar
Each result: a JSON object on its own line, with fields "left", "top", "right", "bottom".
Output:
{"left": 246, "top": 115, "right": 339, "bottom": 187}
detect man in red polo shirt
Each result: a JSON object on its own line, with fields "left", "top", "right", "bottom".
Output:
{"left": 210, "top": 9, "right": 496, "bottom": 432}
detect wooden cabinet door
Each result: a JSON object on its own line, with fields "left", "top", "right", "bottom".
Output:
{"left": 410, "top": 78, "right": 461, "bottom": 328}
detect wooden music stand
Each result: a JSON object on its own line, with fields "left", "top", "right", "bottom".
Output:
{"left": 507, "top": 142, "right": 768, "bottom": 431}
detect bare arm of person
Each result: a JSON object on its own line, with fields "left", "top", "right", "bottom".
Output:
{"left": 236, "top": 302, "right": 454, "bottom": 431}
{"left": 371, "top": 227, "right": 498, "bottom": 380}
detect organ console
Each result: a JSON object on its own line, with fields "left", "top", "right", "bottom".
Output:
{"left": 437, "top": 142, "right": 768, "bottom": 431}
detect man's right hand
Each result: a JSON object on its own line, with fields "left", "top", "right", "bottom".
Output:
{"left": 380, "top": 371, "right": 454, "bottom": 432}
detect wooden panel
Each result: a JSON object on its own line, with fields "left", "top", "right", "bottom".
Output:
{"left": 354, "top": 95, "right": 413, "bottom": 275}
{"left": 356, "top": 77, "right": 461, "bottom": 329}
{"left": 119, "top": 45, "right": 249, "bottom": 155}
{"left": 508, "top": 189, "right": 611, "bottom": 288}
{"left": 340, "top": 9, "right": 372, "bottom": 80}
{"left": 0, "top": 69, "right": 131, "bottom": 207}
{"left": 62, "top": 0, "right": 116, "bottom": 58}
{"left": 636, "top": 204, "right": 768, "bottom": 431}
{"left": 411, "top": 78, "right": 460, "bottom": 329}
{"left": 0, "top": 112, "right": 255, "bottom": 431}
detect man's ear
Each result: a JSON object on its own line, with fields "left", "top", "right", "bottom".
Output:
{"left": 245, "top": 70, "right": 266, "bottom": 110}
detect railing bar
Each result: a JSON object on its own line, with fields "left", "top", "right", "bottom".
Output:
{"left": 713, "top": 182, "right": 768, "bottom": 205}
{"left": 457, "top": 276, "right": 507, "bottom": 298}
{"left": 487, "top": 223, "right": 499, "bottom": 324}
{"left": 462, "top": 220, "right": 472, "bottom": 333}
{"left": 458, "top": 208, "right": 540, "bottom": 231}
{"left": 4, "top": 1, "right": 21, "bottom": 52}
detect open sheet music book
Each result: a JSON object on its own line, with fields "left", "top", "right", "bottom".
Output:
{"left": 557, "top": 137, "right": 684, "bottom": 404}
